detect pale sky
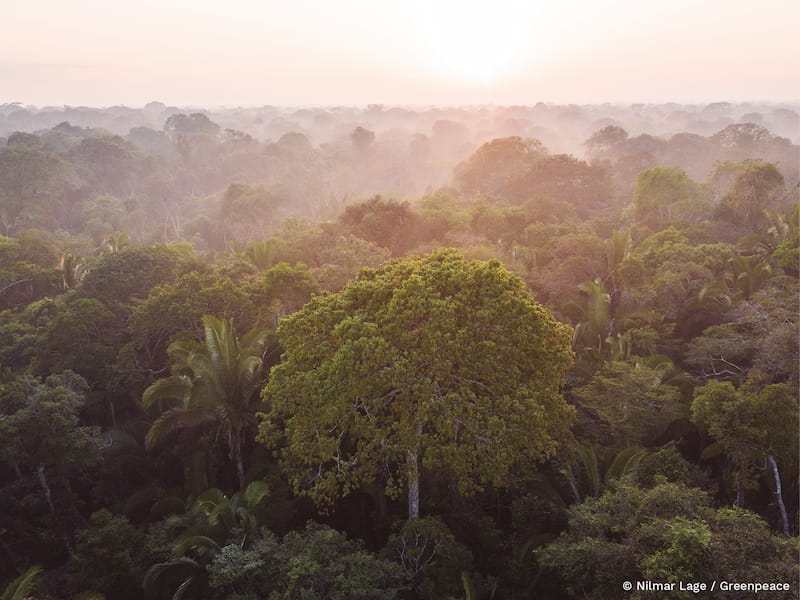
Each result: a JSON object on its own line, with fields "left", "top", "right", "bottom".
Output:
{"left": 2, "top": 0, "right": 799, "bottom": 107}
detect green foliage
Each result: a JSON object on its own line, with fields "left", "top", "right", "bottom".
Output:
{"left": 571, "top": 361, "right": 687, "bottom": 450}
{"left": 207, "top": 533, "right": 280, "bottom": 596}
{"left": 715, "top": 159, "right": 786, "bottom": 230}
{"left": 0, "top": 235, "right": 60, "bottom": 310}
{"left": 34, "top": 298, "right": 117, "bottom": 385}
{"left": 59, "top": 252, "right": 87, "bottom": 291}
{"left": 0, "top": 298, "right": 57, "bottom": 376}
{"left": 381, "top": 517, "right": 472, "bottom": 599}
{"left": 221, "top": 182, "right": 281, "bottom": 242}
{"left": 77, "top": 243, "right": 192, "bottom": 308}
{"left": 507, "top": 154, "right": 612, "bottom": 216}
{"left": 631, "top": 166, "right": 703, "bottom": 227}
{"left": 68, "top": 135, "right": 143, "bottom": 197}
{"left": 1, "top": 108, "right": 798, "bottom": 597}
{"left": 0, "top": 371, "right": 100, "bottom": 477}
{"left": 0, "top": 142, "right": 79, "bottom": 231}
{"left": 685, "top": 324, "right": 753, "bottom": 382}
{"left": 210, "top": 523, "right": 406, "bottom": 600}
{"left": 538, "top": 482, "right": 798, "bottom": 600}
{"left": 143, "top": 556, "right": 206, "bottom": 600}
{"left": 121, "top": 271, "right": 255, "bottom": 388}
{"left": 691, "top": 382, "right": 798, "bottom": 507}
{"left": 311, "top": 235, "right": 391, "bottom": 292}
{"left": 248, "top": 261, "right": 319, "bottom": 326}
{"left": 0, "top": 372, "right": 102, "bottom": 559}
{"left": 692, "top": 382, "right": 798, "bottom": 469}
{"left": 453, "top": 136, "right": 546, "bottom": 198}
{"left": 1, "top": 565, "right": 43, "bottom": 600}
{"left": 339, "top": 196, "right": 419, "bottom": 255}
{"left": 190, "top": 481, "right": 269, "bottom": 539}
{"left": 636, "top": 447, "right": 691, "bottom": 487}
{"left": 259, "top": 249, "right": 574, "bottom": 516}
{"left": 70, "top": 509, "right": 147, "bottom": 600}
{"left": 143, "top": 315, "right": 269, "bottom": 489}
{"left": 414, "top": 192, "right": 472, "bottom": 246}
{"left": 80, "top": 195, "right": 128, "bottom": 245}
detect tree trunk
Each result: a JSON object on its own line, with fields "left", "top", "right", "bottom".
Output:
{"left": 407, "top": 449, "right": 420, "bottom": 520}
{"left": 38, "top": 465, "right": 75, "bottom": 556}
{"left": 230, "top": 430, "right": 245, "bottom": 490}
{"left": 407, "top": 422, "right": 423, "bottom": 520}
{"left": 766, "top": 454, "right": 790, "bottom": 536}
{"left": 37, "top": 465, "right": 56, "bottom": 515}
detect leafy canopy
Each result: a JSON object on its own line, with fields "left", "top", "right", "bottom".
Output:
{"left": 259, "top": 249, "right": 574, "bottom": 513}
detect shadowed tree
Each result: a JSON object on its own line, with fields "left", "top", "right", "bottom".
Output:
{"left": 143, "top": 315, "right": 269, "bottom": 490}
{"left": 692, "top": 382, "right": 798, "bottom": 535}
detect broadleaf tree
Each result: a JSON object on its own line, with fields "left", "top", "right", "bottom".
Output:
{"left": 258, "top": 249, "right": 574, "bottom": 519}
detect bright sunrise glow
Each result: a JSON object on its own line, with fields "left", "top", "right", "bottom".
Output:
{"left": 0, "top": 0, "right": 798, "bottom": 105}
{"left": 420, "top": 0, "right": 531, "bottom": 85}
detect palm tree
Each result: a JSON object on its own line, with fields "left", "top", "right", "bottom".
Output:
{"left": 60, "top": 252, "right": 87, "bottom": 291}
{"left": 602, "top": 230, "right": 631, "bottom": 293}
{"left": 142, "top": 558, "right": 206, "bottom": 600}
{"left": 190, "top": 480, "right": 269, "bottom": 540}
{"left": 96, "top": 232, "right": 130, "bottom": 256}
{"left": 1, "top": 565, "right": 42, "bottom": 600}
{"left": 143, "top": 316, "right": 269, "bottom": 490}
{"left": 529, "top": 445, "right": 646, "bottom": 509}
{"left": 571, "top": 279, "right": 612, "bottom": 358}
{"left": 1, "top": 566, "right": 104, "bottom": 600}
{"left": 699, "top": 254, "right": 773, "bottom": 305}
{"left": 143, "top": 481, "right": 269, "bottom": 600}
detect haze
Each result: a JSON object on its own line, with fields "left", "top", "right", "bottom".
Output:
{"left": 3, "top": 0, "right": 799, "bottom": 106}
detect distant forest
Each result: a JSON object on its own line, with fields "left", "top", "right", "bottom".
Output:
{"left": 0, "top": 101, "right": 798, "bottom": 599}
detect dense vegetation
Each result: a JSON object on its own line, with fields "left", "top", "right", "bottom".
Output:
{"left": 0, "top": 103, "right": 798, "bottom": 599}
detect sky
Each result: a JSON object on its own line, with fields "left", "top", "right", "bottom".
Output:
{"left": 2, "top": 0, "right": 799, "bottom": 107}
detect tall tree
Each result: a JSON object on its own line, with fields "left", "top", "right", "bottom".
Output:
{"left": 258, "top": 249, "right": 574, "bottom": 519}
{"left": 691, "top": 382, "right": 798, "bottom": 535}
{"left": 143, "top": 315, "right": 269, "bottom": 490}
{"left": 538, "top": 482, "right": 798, "bottom": 600}
{"left": 630, "top": 166, "right": 702, "bottom": 227}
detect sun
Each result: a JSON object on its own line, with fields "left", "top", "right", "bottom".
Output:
{"left": 419, "top": 0, "right": 529, "bottom": 85}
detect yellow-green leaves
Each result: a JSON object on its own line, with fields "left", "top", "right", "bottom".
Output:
{"left": 258, "top": 249, "right": 574, "bottom": 516}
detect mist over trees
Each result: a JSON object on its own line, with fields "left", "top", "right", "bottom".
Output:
{"left": 0, "top": 100, "right": 798, "bottom": 599}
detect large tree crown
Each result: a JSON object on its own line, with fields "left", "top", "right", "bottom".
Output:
{"left": 259, "top": 249, "right": 575, "bottom": 510}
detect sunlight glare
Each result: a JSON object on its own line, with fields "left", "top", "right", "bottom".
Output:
{"left": 419, "top": 0, "right": 530, "bottom": 85}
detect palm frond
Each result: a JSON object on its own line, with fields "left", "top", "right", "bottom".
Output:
{"left": 145, "top": 407, "right": 218, "bottom": 450}
{"left": 1, "top": 565, "right": 43, "bottom": 600}
{"left": 240, "top": 325, "right": 271, "bottom": 355}
{"left": 203, "top": 315, "right": 237, "bottom": 383}
{"left": 238, "top": 355, "right": 264, "bottom": 399}
{"left": 166, "top": 340, "right": 195, "bottom": 365}
{"left": 605, "top": 446, "right": 646, "bottom": 484}
{"left": 172, "top": 535, "right": 220, "bottom": 557}
{"left": 142, "top": 558, "right": 202, "bottom": 600}
{"left": 142, "top": 376, "right": 192, "bottom": 410}
{"left": 241, "top": 480, "right": 269, "bottom": 507}
{"left": 576, "top": 445, "right": 602, "bottom": 498}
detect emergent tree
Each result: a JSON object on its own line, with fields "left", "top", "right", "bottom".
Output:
{"left": 258, "top": 249, "right": 574, "bottom": 519}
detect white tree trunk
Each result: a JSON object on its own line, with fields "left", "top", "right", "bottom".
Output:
{"left": 766, "top": 454, "right": 790, "bottom": 536}
{"left": 407, "top": 422, "right": 423, "bottom": 520}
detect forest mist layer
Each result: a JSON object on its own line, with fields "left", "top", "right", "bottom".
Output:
{"left": 1, "top": 101, "right": 797, "bottom": 247}
{"left": 0, "top": 100, "right": 798, "bottom": 600}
